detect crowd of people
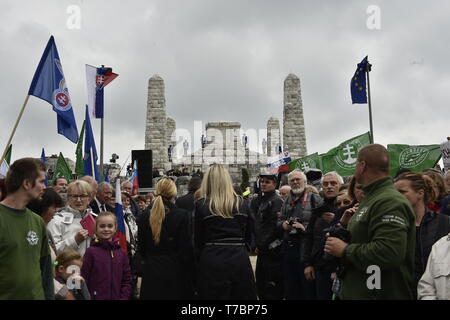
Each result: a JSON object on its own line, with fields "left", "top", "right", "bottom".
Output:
{"left": 1, "top": 143, "right": 450, "bottom": 300}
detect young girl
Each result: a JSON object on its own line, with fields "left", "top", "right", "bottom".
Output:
{"left": 81, "top": 211, "right": 132, "bottom": 300}
{"left": 54, "top": 250, "right": 90, "bottom": 300}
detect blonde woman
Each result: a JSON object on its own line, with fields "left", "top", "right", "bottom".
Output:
{"left": 47, "top": 180, "right": 93, "bottom": 257}
{"left": 137, "top": 178, "right": 195, "bottom": 300}
{"left": 194, "top": 164, "right": 257, "bottom": 300}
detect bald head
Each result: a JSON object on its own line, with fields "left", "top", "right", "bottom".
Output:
{"left": 357, "top": 144, "right": 389, "bottom": 174}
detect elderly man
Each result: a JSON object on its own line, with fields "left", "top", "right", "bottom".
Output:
{"left": 89, "top": 182, "right": 114, "bottom": 214}
{"left": 121, "top": 180, "right": 140, "bottom": 217}
{"left": 303, "top": 171, "right": 343, "bottom": 300}
{"left": 325, "top": 144, "right": 416, "bottom": 300}
{"left": 278, "top": 170, "right": 323, "bottom": 300}
{"left": 279, "top": 185, "right": 291, "bottom": 202}
{"left": 79, "top": 175, "right": 98, "bottom": 202}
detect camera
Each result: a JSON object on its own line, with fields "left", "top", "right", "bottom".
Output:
{"left": 323, "top": 224, "right": 351, "bottom": 261}
{"left": 287, "top": 216, "right": 306, "bottom": 235}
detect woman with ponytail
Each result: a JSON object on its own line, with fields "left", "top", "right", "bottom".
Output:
{"left": 194, "top": 164, "right": 257, "bottom": 300}
{"left": 394, "top": 172, "right": 450, "bottom": 290}
{"left": 137, "top": 178, "right": 195, "bottom": 300}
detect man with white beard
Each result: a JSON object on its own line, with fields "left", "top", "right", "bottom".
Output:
{"left": 278, "top": 170, "right": 323, "bottom": 300}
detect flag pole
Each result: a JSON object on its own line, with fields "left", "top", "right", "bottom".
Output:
{"left": 0, "top": 95, "right": 30, "bottom": 164}
{"left": 90, "top": 147, "right": 96, "bottom": 181}
{"left": 366, "top": 59, "right": 374, "bottom": 144}
{"left": 100, "top": 117, "right": 104, "bottom": 180}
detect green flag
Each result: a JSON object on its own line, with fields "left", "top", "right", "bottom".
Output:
{"left": 388, "top": 144, "right": 442, "bottom": 177}
{"left": 75, "top": 120, "right": 85, "bottom": 178}
{"left": 4, "top": 144, "right": 12, "bottom": 165}
{"left": 321, "top": 132, "right": 371, "bottom": 176}
{"left": 288, "top": 152, "right": 322, "bottom": 172}
{"left": 53, "top": 152, "right": 73, "bottom": 184}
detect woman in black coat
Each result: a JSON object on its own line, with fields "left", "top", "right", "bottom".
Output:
{"left": 194, "top": 164, "right": 257, "bottom": 300}
{"left": 138, "top": 178, "right": 195, "bottom": 300}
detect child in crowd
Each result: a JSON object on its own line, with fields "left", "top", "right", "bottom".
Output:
{"left": 81, "top": 211, "right": 132, "bottom": 300}
{"left": 54, "top": 250, "right": 91, "bottom": 300}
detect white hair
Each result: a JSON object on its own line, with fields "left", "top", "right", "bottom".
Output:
{"left": 288, "top": 170, "right": 307, "bottom": 183}
{"left": 321, "top": 171, "right": 344, "bottom": 185}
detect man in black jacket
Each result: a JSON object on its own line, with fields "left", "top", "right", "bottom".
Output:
{"left": 176, "top": 175, "right": 202, "bottom": 212}
{"left": 251, "top": 172, "right": 284, "bottom": 300}
{"left": 304, "top": 171, "right": 343, "bottom": 300}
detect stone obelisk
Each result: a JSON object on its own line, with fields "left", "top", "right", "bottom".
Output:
{"left": 283, "top": 74, "right": 307, "bottom": 160}
{"left": 145, "top": 75, "right": 168, "bottom": 171}
{"left": 267, "top": 117, "right": 281, "bottom": 157}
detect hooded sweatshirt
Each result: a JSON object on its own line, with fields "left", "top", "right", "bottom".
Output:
{"left": 81, "top": 237, "right": 131, "bottom": 300}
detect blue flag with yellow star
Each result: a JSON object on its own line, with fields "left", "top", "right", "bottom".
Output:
{"left": 351, "top": 56, "right": 368, "bottom": 104}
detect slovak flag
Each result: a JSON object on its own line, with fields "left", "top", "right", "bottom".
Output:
{"left": 86, "top": 64, "right": 118, "bottom": 119}
{"left": 114, "top": 179, "right": 128, "bottom": 253}
{"left": 128, "top": 161, "right": 139, "bottom": 196}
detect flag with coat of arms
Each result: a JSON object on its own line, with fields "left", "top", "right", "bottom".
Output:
{"left": 28, "top": 36, "right": 79, "bottom": 143}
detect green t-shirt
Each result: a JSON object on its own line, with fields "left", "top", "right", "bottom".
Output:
{"left": 0, "top": 203, "right": 50, "bottom": 300}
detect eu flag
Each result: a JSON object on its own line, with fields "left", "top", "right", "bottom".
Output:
{"left": 351, "top": 56, "right": 368, "bottom": 104}
{"left": 83, "top": 105, "right": 100, "bottom": 182}
{"left": 28, "top": 36, "right": 79, "bottom": 143}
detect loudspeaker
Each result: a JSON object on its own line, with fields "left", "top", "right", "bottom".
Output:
{"left": 131, "top": 150, "right": 153, "bottom": 189}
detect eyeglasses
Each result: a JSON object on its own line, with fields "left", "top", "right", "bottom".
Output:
{"left": 68, "top": 194, "right": 90, "bottom": 199}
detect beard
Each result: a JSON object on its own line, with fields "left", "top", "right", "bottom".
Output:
{"left": 291, "top": 186, "right": 305, "bottom": 195}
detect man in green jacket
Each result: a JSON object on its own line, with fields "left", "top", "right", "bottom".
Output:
{"left": 324, "top": 144, "right": 415, "bottom": 299}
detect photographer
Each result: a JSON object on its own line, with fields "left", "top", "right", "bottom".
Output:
{"left": 278, "top": 170, "right": 323, "bottom": 300}
{"left": 251, "top": 171, "right": 284, "bottom": 300}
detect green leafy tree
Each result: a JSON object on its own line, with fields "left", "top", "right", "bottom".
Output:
{"left": 241, "top": 168, "right": 250, "bottom": 192}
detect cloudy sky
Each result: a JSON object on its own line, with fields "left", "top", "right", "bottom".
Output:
{"left": 1, "top": 0, "right": 449, "bottom": 168}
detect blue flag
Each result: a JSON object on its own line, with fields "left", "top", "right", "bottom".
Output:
{"left": 104, "top": 167, "right": 110, "bottom": 183}
{"left": 83, "top": 105, "right": 99, "bottom": 182}
{"left": 40, "top": 148, "right": 48, "bottom": 186}
{"left": 28, "top": 36, "right": 79, "bottom": 143}
{"left": 351, "top": 56, "right": 368, "bottom": 104}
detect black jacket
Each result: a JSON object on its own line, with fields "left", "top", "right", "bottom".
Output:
{"left": 194, "top": 197, "right": 257, "bottom": 300}
{"left": 250, "top": 191, "right": 284, "bottom": 254}
{"left": 176, "top": 192, "right": 196, "bottom": 212}
{"left": 304, "top": 197, "right": 338, "bottom": 270}
{"left": 138, "top": 201, "right": 195, "bottom": 300}
{"left": 89, "top": 199, "right": 114, "bottom": 214}
{"left": 415, "top": 210, "right": 450, "bottom": 286}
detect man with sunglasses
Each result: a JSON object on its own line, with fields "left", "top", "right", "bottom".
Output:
{"left": 304, "top": 171, "right": 343, "bottom": 300}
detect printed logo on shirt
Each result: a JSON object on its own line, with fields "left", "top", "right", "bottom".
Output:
{"left": 355, "top": 207, "right": 368, "bottom": 221}
{"left": 26, "top": 231, "right": 39, "bottom": 246}
{"left": 381, "top": 215, "right": 406, "bottom": 226}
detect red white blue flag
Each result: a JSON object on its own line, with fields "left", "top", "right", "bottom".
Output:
{"left": 114, "top": 179, "right": 128, "bottom": 253}
{"left": 128, "top": 161, "right": 139, "bottom": 196}
{"left": 86, "top": 64, "right": 118, "bottom": 119}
